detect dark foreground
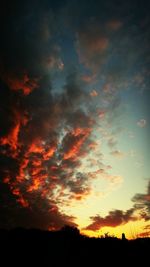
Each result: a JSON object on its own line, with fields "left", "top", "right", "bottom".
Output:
{"left": 0, "top": 227, "right": 149, "bottom": 266}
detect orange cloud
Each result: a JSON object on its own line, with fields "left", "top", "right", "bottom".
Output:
{"left": 31, "top": 166, "right": 43, "bottom": 176}
{"left": 0, "top": 109, "right": 29, "bottom": 158}
{"left": 5, "top": 73, "right": 39, "bottom": 95}
{"left": 11, "top": 186, "right": 29, "bottom": 208}
{"left": 12, "top": 188, "right": 20, "bottom": 196}
{"left": 17, "top": 196, "right": 29, "bottom": 207}
{"left": 138, "top": 231, "right": 150, "bottom": 238}
{"left": 63, "top": 128, "right": 91, "bottom": 160}
{"left": 28, "top": 141, "right": 56, "bottom": 160}
{"left": 32, "top": 159, "right": 42, "bottom": 167}
{"left": 16, "top": 158, "right": 29, "bottom": 182}
{"left": 28, "top": 142, "right": 44, "bottom": 154}
{"left": 0, "top": 122, "right": 20, "bottom": 151}
{"left": 90, "top": 90, "right": 98, "bottom": 97}
{"left": 27, "top": 179, "right": 41, "bottom": 192}
{"left": 43, "top": 146, "right": 55, "bottom": 160}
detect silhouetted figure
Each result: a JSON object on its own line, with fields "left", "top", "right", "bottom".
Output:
{"left": 122, "top": 233, "right": 126, "bottom": 240}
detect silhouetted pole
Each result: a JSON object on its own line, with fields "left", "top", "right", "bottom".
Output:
{"left": 122, "top": 233, "right": 126, "bottom": 240}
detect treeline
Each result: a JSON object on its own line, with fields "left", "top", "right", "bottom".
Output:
{"left": 0, "top": 226, "right": 149, "bottom": 266}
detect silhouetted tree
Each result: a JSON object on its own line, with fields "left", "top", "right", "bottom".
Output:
{"left": 60, "top": 225, "right": 80, "bottom": 236}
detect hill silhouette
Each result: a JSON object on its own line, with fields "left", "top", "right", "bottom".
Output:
{"left": 0, "top": 226, "right": 149, "bottom": 266}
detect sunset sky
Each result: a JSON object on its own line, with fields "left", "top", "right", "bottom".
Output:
{"left": 0, "top": 0, "right": 150, "bottom": 239}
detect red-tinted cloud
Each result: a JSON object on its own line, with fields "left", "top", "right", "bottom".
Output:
{"left": 0, "top": 71, "right": 98, "bottom": 230}
{"left": 5, "top": 74, "right": 39, "bottom": 95}
{"left": 62, "top": 128, "right": 91, "bottom": 160}
{"left": 85, "top": 208, "right": 136, "bottom": 231}
{"left": 138, "top": 231, "right": 150, "bottom": 238}
{"left": 0, "top": 122, "right": 20, "bottom": 151}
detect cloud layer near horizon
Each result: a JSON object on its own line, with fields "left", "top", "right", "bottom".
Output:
{"left": 85, "top": 181, "right": 150, "bottom": 231}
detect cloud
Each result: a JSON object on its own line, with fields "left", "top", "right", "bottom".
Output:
{"left": 0, "top": 181, "right": 77, "bottom": 230}
{"left": 61, "top": 127, "right": 91, "bottom": 160}
{"left": 5, "top": 74, "right": 39, "bottom": 96}
{"left": 137, "top": 119, "right": 147, "bottom": 128}
{"left": 0, "top": 24, "right": 101, "bottom": 230}
{"left": 110, "top": 150, "right": 125, "bottom": 159}
{"left": 84, "top": 208, "right": 136, "bottom": 231}
{"left": 76, "top": 24, "right": 109, "bottom": 72}
{"left": 81, "top": 74, "right": 96, "bottom": 84}
{"left": 132, "top": 180, "right": 150, "bottom": 221}
{"left": 84, "top": 180, "right": 150, "bottom": 232}
{"left": 144, "top": 225, "right": 150, "bottom": 230}
{"left": 0, "top": 0, "right": 97, "bottom": 229}
{"left": 67, "top": 172, "right": 91, "bottom": 200}
{"left": 107, "top": 137, "right": 117, "bottom": 148}
{"left": 90, "top": 90, "right": 98, "bottom": 97}
{"left": 138, "top": 231, "right": 150, "bottom": 238}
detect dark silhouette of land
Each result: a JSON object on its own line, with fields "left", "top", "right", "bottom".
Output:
{"left": 0, "top": 226, "right": 149, "bottom": 266}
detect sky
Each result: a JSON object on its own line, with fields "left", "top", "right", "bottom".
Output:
{"left": 0, "top": 0, "right": 150, "bottom": 239}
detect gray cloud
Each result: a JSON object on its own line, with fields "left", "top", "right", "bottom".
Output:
{"left": 84, "top": 208, "right": 136, "bottom": 231}
{"left": 132, "top": 180, "right": 150, "bottom": 221}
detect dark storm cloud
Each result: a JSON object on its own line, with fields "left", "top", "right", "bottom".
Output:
{"left": 0, "top": 0, "right": 97, "bottom": 229}
{"left": 0, "top": 0, "right": 82, "bottom": 229}
{"left": 66, "top": 0, "right": 150, "bottom": 95}
{"left": 0, "top": 0, "right": 61, "bottom": 79}
{"left": 67, "top": 172, "right": 90, "bottom": 197}
{"left": 0, "top": 72, "right": 94, "bottom": 228}
{"left": 0, "top": 182, "right": 76, "bottom": 230}
{"left": 84, "top": 208, "right": 136, "bottom": 231}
